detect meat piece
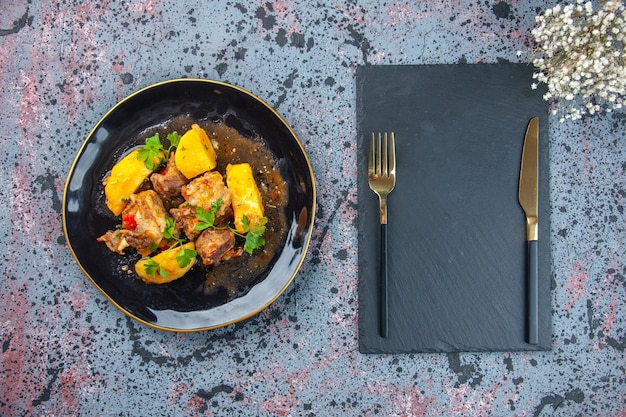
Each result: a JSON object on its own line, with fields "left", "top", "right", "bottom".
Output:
{"left": 98, "top": 190, "right": 168, "bottom": 257}
{"left": 195, "top": 228, "right": 235, "bottom": 265}
{"left": 221, "top": 247, "right": 244, "bottom": 262}
{"left": 122, "top": 190, "right": 168, "bottom": 256}
{"left": 169, "top": 205, "right": 202, "bottom": 241}
{"left": 181, "top": 171, "right": 233, "bottom": 224}
{"left": 97, "top": 229, "right": 130, "bottom": 254}
{"left": 150, "top": 152, "right": 189, "bottom": 198}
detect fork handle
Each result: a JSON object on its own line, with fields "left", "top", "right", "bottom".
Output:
{"left": 380, "top": 223, "right": 388, "bottom": 338}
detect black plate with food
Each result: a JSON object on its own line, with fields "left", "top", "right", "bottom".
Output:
{"left": 63, "top": 79, "right": 316, "bottom": 331}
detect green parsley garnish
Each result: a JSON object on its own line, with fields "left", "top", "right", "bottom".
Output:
{"left": 176, "top": 248, "right": 197, "bottom": 268}
{"left": 136, "top": 132, "right": 181, "bottom": 169}
{"left": 163, "top": 217, "right": 176, "bottom": 240}
{"left": 192, "top": 201, "right": 267, "bottom": 255}
{"left": 240, "top": 215, "right": 267, "bottom": 255}
{"left": 167, "top": 132, "right": 181, "bottom": 148}
{"left": 194, "top": 200, "right": 223, "bottom": 231}
{"left": 143, "top": 257, "right": 169, "bottom": 278}
{"left": 137, "top": 134, "right": 165, "bottom": 170}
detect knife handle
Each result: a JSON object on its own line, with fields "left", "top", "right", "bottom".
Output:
{"left": 380, "top": 224, "right": 388, "bottom": 338}
{"left": 528, "top": 239, "right": 539, "bottom": 345}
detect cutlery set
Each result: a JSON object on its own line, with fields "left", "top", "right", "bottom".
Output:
{"left": 367, "top": 119, "right": 539, "bottom": 342}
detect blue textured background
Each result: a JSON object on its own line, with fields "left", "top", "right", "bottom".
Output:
{"left": 1, "top": 1, "right": 624, "bottom": 416}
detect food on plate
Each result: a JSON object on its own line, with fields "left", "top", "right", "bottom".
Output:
{"left": 98, "top": 190, "right": 168, "bottom": 257}
{"left": 174, "top": 123, "right": 217, "bottom": 179}
{"left": 195, "top": 228, "right": 237, "bottom": 265}
{"left": 150, "top": 152, "right": 189, "bottom": 198}
{"left": 104, "top": 148, "right": 165, "bottom": 216}
{"left": 97, "top": 121, "right": 288, "bottom": 292}
{"left": 169, "top": 171, "right": 233, "bottom": 241}
{"left": 135, "top": 242, "right": 196, "bottom": 284}
{"left": 226, "top": 163, "right": 265, "bottom": 234}
{"left": 181, "top": 171, "right": 233, "bottom": 224}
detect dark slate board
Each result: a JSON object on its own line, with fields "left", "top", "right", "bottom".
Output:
{"left": 356, "top": 64, "right": 552, "bottom": 353}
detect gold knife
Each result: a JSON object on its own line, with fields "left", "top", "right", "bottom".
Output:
{"left": 518, "top": 117, "right": 539, "bottom": 345}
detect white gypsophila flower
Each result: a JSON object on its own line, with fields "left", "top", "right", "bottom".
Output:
{"left": 521, "top": 0, "right": 625, "bottom": 122}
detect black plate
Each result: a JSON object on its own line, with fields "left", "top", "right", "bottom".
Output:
{"left": 63, "top": 79, "right": 316, "bottom": 331}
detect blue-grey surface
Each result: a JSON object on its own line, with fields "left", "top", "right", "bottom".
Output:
{"left": 0, "top": 1, "right": 624, "bottom": 416}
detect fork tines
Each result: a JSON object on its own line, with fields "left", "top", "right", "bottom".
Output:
{"left": 368, "top": 132, "right": 396, "bottom": 224}
{"left": 371, "top": 132, "right": 395, "bottom": 179}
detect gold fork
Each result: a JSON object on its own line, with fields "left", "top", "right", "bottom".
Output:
{"left": 368, "top": 132, "right": 396, "bottom": 338}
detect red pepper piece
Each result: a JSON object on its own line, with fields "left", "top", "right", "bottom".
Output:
{"left": 122, "top": 214, "right": 137, "bottom": 230}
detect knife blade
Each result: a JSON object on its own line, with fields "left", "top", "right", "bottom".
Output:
{"left": 518, "top": 117, "right": 539, "bottom": 345}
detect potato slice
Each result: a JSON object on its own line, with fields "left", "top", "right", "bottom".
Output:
{"left": 104, "top": 149, "right": 164, "bottom": 216}
{"left": 135, "top": 242, "right": 196, "bottom": 284}
{"left": 226, "top": 163, "right": 264, "bottom": 233}
{"left": 175, "top": 124, "right": 217, "bottom": 179}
